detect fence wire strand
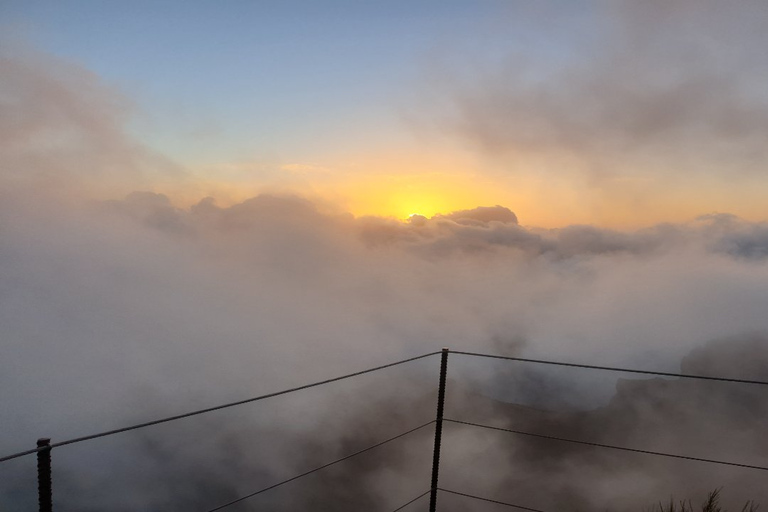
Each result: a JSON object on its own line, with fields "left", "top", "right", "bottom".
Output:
{"left": 390, "top": 489, "right": 431, "bottom": 512}
{"left": 445, "top": 418, "right": 768, "bottom": 472}
{"left": 0, "top": 351, "right": 440, "bottom": 463}
{"left": 204, "top": 419, "right": 435, "bottom": 512}
{"left": 439, "top": 488, "right": 548, "bottom": 511}
{"left": 449, "top": 350, "right": 768, "bottom": 386}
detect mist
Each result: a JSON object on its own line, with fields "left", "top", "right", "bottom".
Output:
{"left": 4, "top": 18, "right": 768, "bottom": 512}
{"left": 4, "top": 186, "right": 768, "bottom": 509}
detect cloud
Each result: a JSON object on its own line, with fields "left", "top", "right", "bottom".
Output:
{"left": 697, "top": 214, "right": 768, "bottom": 260}
{"left": 438, "top": 205, "right": 518, "bottom": 225}
{"left": 0, "top": 44, "right": 182, "bottom": 201}
{"left": 6, "top": 184, "right": 768, "bottom": 509}
{"left": 450, "top": 332, "right": 768, "bottom": 512}
{"left": 424, "top": 0, "right": 768, "bottom": 179}
{"left": 4, "top": 43, "right": 768, "bottom": 511}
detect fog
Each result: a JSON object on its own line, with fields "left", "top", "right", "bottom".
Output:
{"left": 4, "top": 187, "right": 768, "bottom": 510}
{"left": 4, "top": 19, "right": 768, "bottom": 511}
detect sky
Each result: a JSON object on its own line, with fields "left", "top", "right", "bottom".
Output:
{"left": 4, "top": 0, "right": 767, "bottom": 226}
{"left": 4, "top": 2, "right": 768, "bottom": 511}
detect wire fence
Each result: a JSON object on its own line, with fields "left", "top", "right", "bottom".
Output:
{"left": 2, "top": 348, "right": 767, "bottom": 511}
{"left": 205, "top": 420, "right": 436, "bottom": 512}
{"left": 0, "top": 351, "right": 440, "bottom": 464}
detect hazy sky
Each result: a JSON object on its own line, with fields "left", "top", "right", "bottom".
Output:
{"left": 4, "top": 1, "right": 767, "bottom": 226}
{"left": 4, "top": 3, "right": 768, "bottom": 510}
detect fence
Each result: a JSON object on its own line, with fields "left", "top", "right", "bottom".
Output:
{"left": 2, "top": 348, "right": 768, "bottom": 512}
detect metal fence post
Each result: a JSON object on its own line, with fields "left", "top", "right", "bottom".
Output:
{"left": 37, "top": 438, "right": 52, "bottom": 512}
{"left": 429, "top": 348, "right": 449, "bottom": 512}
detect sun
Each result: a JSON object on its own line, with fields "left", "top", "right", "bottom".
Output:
{"left": 342, "top": 180, "right": 492, "bottom": 221}
{"left": 320, "top": 152, "right": 506, "bottom": 221}
{"left": 389, "top": 194, "right": 446, "bottom": 219}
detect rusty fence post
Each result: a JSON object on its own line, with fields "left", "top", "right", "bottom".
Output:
{"left": 429, "top": 348, "right": 449, "bottom": 512}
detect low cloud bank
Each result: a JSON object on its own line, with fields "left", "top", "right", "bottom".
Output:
{"left": 3, "top": 191, "right": 768, "bottom": 510}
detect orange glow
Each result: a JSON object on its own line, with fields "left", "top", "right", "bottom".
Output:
{"left": 302, "top": 150, "right": 512, "bottom": 220}
{"left": 333, "top": 172, "right": 501, "bottom": 220}
{"left": 346, "top": 184, "right": 475, "bottom": 219}
{"left": 181, "top": 147, "right": 768, "bottom": 229}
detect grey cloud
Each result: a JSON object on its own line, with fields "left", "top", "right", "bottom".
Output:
{"left": 357, "top": 207, "right": 687, "bottom": 259}
{"left": 100, "top": 191, "right": 190, "bottom": 234}
{"left": 429, "top": 0, "right": 768, "bottom": 177}
{"left": 0, "top": 46, "right": 182, "bottom": 199}
{"left": 718, "top": 229, "right": 768, "bottom": 260}
{"left": 465, "top": 332, "right": 768, "bottom": 512}
{"left": 696, "top": 215, "right": 768, "bottom": 260}
{"left": 437, "top": 205, "right": 518, "bottom": 225}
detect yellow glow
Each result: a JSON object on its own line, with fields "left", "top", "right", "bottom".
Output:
{"left": 338, "top": 174, "right": 496, "bottom": 220}
{"left": 377, "top": 190, "right": 452, "bottom": 219}
{"left": 181, "top": 145, "right": 768, "bottom": 229}
{"left": 186, "top": 150, "right": 532, "bottom": 223}
{"left": 289, "top": 150, "right": 512, "bottom": 220}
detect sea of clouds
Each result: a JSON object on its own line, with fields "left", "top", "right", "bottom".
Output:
{"left": 4, "top": 8, "right": 768, "bottom": 507}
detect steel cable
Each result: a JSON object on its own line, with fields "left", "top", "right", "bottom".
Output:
{"left": 204, "top": 419, "right": 435, "bottom": 511}
{"left": 439, "top": 488, "right": 547, "bottom": 511}
{"left": 0, "top": 351, "right": 440, "bottom": 463}
{"left": 449, "top": 350, "right": 768, "bottom": 386}
{"left": 390, "top": 489, "right": 431, "bottom": 512}
{"left": 445, "top": 418, "right": 768, "bottom": 472}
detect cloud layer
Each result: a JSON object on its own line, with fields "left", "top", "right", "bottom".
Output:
{"left": 4, "top": 187, "right": 768, "bottom": 509}
{"left": 429, "top": 0, "right": 768, "bottom": 180}
{"left": 4, "top": 31, "right": 768, "bottom": 511}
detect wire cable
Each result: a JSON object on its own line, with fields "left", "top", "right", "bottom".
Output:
{"left": 439, "top": 488, "right": 547, "bottom": 511}
{"left": 445, "top": 418, "right": 768, "bottom": 472}
{"left": 204, "top": 419, "right": 435, "bottom": 512}
{"left": 390, "top": 489, "right": 431, "bottom": 512}
{"left": 0, "top": 446, "right": 41, "bottom": 464}
{"left": 0, "top": 351, "right": 440, "bottom": 464}
{"left": 449, "top": 350, "right": 768, "bottom": 386}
